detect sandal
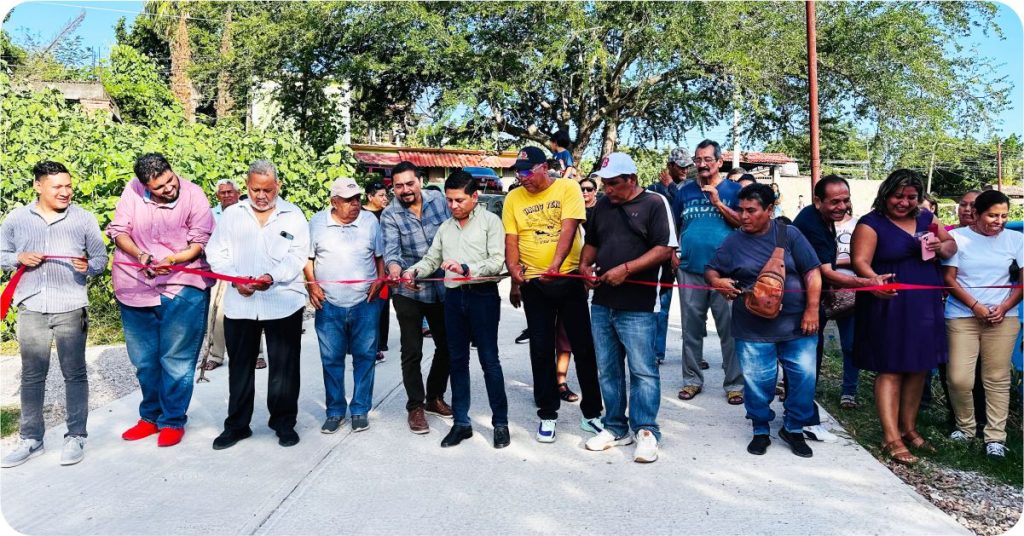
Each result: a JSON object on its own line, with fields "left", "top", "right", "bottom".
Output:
{"left": 902, "top": 431, "right": 937, "bottom": 454}
{"left": 557, "top": 383, "right": 579, "bottom": 403}
{"left": 882, "top": 440, "right": 919, "bottom": 465}
{"left": 255, "top": 357, "right": 267, "bottom": 370}
{"left": 678, "top": 385, "right": 702, "bottom": 400}
{"left": 840, "top": 395, "right": 858, "bottom": 409}
{"left": 201, "top": 360, "right": 222, "bottom": 371}
{"left": 726, "top": 390, "right": 744, "bottom": 405}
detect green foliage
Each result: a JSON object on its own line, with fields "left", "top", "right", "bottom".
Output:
{"left": 102, "top": 45, "right": 180, "bottom": 125}
{"left": 0, "top": 73, "right": 359, "bottom": 344}
{"left": 0, "top": 406, "right": 19, "bottom": 438}
{"left": 619, "top": 146, "right": 668, "bottom": 187}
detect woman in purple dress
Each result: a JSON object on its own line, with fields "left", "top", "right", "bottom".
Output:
{"left": 851, "top": 169, "right": 957, "bottom": 465}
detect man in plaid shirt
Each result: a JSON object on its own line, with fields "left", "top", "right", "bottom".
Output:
{"left": 382, "top": 161, "right": 454, "bottom": 434}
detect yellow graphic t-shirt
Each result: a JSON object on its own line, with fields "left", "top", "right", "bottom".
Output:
{"left": 502, "top": 179, "right": 586, "bottom": 279}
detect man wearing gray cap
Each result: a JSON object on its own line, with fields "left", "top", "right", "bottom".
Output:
{"left": 305, "top": 177, "right": 385, "bottom": 434}
{"left": 648, "top": 147, "right": 693, "bottom": 201}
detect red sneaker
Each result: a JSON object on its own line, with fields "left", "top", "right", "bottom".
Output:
{"left": 157, "top": 427, "right": 185, "bottom": 447}
{"left": 122, "top": 420, "right": 159, "bottom": 441}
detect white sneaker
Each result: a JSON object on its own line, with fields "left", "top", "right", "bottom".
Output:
{"left": 60, "top": 436, "right": 85, "bottom": 466}
{"left": 536, "top": 420, "right": 557, "bottom": 443}
{"left": 1, "top": 438, "right": 44, "bottom": 468}
{"left": 803, "top": 424, "right": 838, "bottom": 443}
{"left": 580, "top": 416, "right": 604, "bottom": 435}
{"left": 633, "top": 430, "right": 659, "bottom": 463}
{"left": 986, "top": 442, "right": 1007, "bottom": 459}
{"left": 585, "top": 430, "right": 634, "bottom": 451}
{"left": 949, "top": 430, "right": 973, "bottom": 442}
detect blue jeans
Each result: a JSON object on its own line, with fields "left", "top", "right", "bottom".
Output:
{"left": 119, "top": 285, "right": 209, "bottom": 429}
{"left": 444, "top": 284, "right": 508, "bottom": 427}
{"left": 654, "top": 290, "right": 672, "bottom": 359}
{"left": 591, "top": 304, "right": 661, "bottom": 441}
{"left": 314, "top": 300, "right": 380, "bottom": 418}
{"left": 836, "top": 315, "right": 859, "bottom": 397}
{"left": 736, "top": 335, "right": 817, "bottom": 436}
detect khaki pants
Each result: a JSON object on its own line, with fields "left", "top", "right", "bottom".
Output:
{"left": 206, "top": 281, "right": 263, "bottom": 364}
{"left": 946, "top": 318, "right": 1020, "bottom": 443}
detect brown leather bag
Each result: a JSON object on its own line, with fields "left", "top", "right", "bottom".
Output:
{"left": 744, "top": 222, "right": 788, "bottom": 319}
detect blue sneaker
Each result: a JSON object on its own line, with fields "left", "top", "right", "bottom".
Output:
{"left": 580, "top": 417, "right": 604, "bottom": 435}
{"left": 536, "top": 419, "right": 556, "bottom": 443}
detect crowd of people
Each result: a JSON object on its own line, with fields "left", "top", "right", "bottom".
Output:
{"left": 1, "top": 138, "right": 1020, "bottom": 468}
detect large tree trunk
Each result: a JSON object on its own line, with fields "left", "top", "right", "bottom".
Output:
{"left": 599, "top": 111, "right": 619, "bottom": 157}
{"left": 214, "top": 7, "right": 234, "bottom": 124}
{"left": 170, "top": 9, "right": 194, "bottom": 123}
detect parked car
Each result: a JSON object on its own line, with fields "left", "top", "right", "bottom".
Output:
{"left": 463, "top": 166, "right": 504, "bottom": 193}
{"left": 478, "top": 193, "right": 505, "bottom": 218}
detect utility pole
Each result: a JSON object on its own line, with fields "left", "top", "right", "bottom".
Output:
{"left": 806, "top": 1, "right": 821, "bottom": 189}
{"left": 926, "top": 141, "right": 937, "bottom": 194}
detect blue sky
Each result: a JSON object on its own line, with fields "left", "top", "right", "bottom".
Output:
{"left": 2, "top": 0, "right": 1022, "bottom": 149}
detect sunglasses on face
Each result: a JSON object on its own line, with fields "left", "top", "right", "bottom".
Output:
{"left": 581, "top": 187, "right": 596, "bottom": 193}
{"left": 516, "top": 164, "right": 543, "bottom": 177}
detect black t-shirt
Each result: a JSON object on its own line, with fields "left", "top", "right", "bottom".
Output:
{"left": 792, "top": 205, "right": 837, "bottom": 267}
{"left": 585, "top": 191, "right": 676, "bottom": 311}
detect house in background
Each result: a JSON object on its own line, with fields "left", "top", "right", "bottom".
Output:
{"left": 722, "top": 150, "right": 798, "bottom": 182}
{"left": 24, "top": 81, "right": 122, "bottom": 121}
{"left": 351, "top": 144, "right": 519, "bottom": 187}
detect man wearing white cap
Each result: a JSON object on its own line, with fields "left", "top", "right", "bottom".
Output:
{"left": 305, "top": 177, "right": 384, "bottom": 434}
{"left": 580, "top": 153, "right": 677, "bottom": 462}
{"left": 206, "top": 160, "right": 310, "bottom": 450}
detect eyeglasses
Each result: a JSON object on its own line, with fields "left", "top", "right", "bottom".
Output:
{"left": 516, "top": 163, "right": 543, "bottom": 177}
{"left": 581, "top": 187, "right": 595, "bottom": 193}
{"left": 692, "top": 157, "right": 718, "bottom": 165}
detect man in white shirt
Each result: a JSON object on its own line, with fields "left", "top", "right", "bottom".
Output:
{"left": 206, "top": 160, "right": 310, "bottom": 449}
{"left": 305, "top": 178, "right": 385, "bottom": 434}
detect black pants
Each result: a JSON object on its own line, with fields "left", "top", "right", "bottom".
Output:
{"left": 223, "top": 308, "right": 303, "bottom": 434}
{"left": 378, "top": 295, "right": 391, "bottom": 352}
{"left": 520, "top": 277, "right": 603, "bottom": 420}
{"left": 393, "top": 294, "right": 450, "bottom": 411}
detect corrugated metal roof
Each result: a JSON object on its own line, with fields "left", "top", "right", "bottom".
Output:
{"left": 723, "top": 151, "right": 795, "bottom": 165}
{"left": 354, "top": 152, "right": 402, "bottom": 166}
{"left": 398, "top": 151, "right": 516, "bottom": 169}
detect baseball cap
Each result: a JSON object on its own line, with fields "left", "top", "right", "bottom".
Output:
{"left": 330, "top": 177, "right": 361, "bottom": 199}
{"left": 513, "top": 146, "right": 549, "bottom": 171}
{"left": 668, "top": 147, "right": 692, "bottom": 168}
{"left": 591, "top": 152, "right": 638, "bottom": 179}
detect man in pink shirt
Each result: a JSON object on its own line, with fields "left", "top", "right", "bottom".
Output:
{"left": 106, "top": 153, "right": 214, "bottom": 447}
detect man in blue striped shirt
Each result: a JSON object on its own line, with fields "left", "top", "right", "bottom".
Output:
{"left": 382, "top": 161, "right": 454, "bottom": 434}
{"left": 0, "top": 161, "right": 107, "bottom": 468}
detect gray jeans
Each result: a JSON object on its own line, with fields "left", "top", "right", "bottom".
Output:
{"left": 677, "top": 270, "right": 742, "bottom": 392}
{"left": 16, "top": 307, "right": 89, "bottom": 440}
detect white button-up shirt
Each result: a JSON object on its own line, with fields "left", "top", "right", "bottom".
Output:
{"left": 206, "top": 199, "right": 309, "bottom": 320}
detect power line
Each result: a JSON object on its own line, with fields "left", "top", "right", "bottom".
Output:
{"left": 38, "top": 2, "right": 224, "bottom": 23}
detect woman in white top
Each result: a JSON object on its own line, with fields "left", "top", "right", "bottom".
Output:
{"left": 941, "top": 190, "right": 1023, "bottom": 459}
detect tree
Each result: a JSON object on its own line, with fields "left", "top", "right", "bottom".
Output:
{"left": 214, "top": 6, "right": 235, "bottom": 124}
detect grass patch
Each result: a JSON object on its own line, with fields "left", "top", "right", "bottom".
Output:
{"left": 818, "top": 342, "right": 1023, "bottom": 486}
{"left": 0, "top": 278, "right": 125, "bottom": 355}
{"left": 1, "top": 406, "right": 19, "bottom": 437}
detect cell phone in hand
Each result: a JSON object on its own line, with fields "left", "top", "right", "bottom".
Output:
{"left": 919, "top": 231, "right": 935, "bottom": 261}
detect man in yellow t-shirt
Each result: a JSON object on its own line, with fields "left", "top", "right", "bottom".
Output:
{"left": 502, "top": 145, "right": 604, "bottom": 444}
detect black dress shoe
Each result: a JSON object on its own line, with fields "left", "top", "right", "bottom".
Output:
{"left": 493, "top": 426, "right": 511, "bottom": 449}
{"left": 440, "top": 425, "right": 473, "bottom": 448}
{"left": 277, "top": 429, "right": 300, "bottom": 447}
{"left": 747, "top": 434, "right": 771, "bottom": 455}
{"left": 779, "top": 429, "right": 813, "bottom": 458}
{"left": 212, "top": 428, "right": 252, "bottom": 450}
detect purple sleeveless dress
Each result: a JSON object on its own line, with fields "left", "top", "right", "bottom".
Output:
{"left": 852, "top": 209, "right": 947, "bottom": 373}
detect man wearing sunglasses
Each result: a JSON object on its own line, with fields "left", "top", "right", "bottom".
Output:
{"left": 503, "top": 146, "right": 604, "bottom": 443}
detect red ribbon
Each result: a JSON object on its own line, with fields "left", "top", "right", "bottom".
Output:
{"left": 1, "top": 256, "right": 86, "bottom": 319}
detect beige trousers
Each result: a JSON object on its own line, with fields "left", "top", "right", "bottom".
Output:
{"left": 205, "top": 281, "right": 263, "bottom": 364}
{"left": 946, "top": 317, "right": 1020, "bottom": 443}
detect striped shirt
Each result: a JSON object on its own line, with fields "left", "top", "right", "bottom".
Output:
{"left": 0, "top": 203, "right": 108, "bottom": 313}
{"left": 206, "top": 199, "right": 310, "bottom": 320}
{"left": 381, "top": 188, "right": 452, "bottom": 303}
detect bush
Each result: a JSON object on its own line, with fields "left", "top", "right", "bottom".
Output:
{"left": 0, "top": 73, "right": 360, "bottom": 346}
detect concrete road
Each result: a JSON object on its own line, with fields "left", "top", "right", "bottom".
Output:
{"left": 0, "top": 280, "right": 964, "bottom": 535}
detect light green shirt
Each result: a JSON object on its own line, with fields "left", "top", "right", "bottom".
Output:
{"left": 408, "top": 205, "right": 506, "bottom": 288}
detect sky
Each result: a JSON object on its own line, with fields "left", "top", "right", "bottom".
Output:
{"left": 2, "top": 0, "right": 1022, "bottom": 151}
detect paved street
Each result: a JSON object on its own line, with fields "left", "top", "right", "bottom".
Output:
{"left": 0, "top": 280, "right": 964, "bottom": 535}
